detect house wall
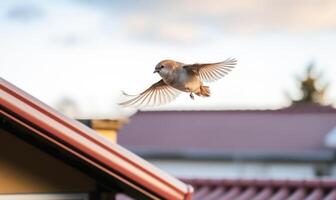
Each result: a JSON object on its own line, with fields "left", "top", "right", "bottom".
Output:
{"left": 0, "top": 129, "right": 96, "bottom": 194}
{"left": 330, "top": 165, "right": 336, "bottom": 178}
{"left": 149, "top": 159, "right": 336, "bottom": 179}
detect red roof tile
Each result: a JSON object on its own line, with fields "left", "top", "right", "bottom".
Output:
{"left": 0, "top": 78, "right": 193, "bottom": 200}
{"left": 183, "top": 178, "right": 336, "bottom": 200}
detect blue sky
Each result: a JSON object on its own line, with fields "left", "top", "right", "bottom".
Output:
{"left": 1, "top": 0, "right": 336, "bottom": 118}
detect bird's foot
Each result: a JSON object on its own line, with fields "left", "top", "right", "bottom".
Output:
{"left": 190, "top": 93, "right": 194, "bottom": 100}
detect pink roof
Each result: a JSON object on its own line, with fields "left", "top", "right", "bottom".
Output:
{"left": 183, "top": 178, "right": 336, "bottom": 200}
{"left": 119, "top": 107, "right": 336, "bottom": 158}
{"left": 0, "top": 78, "right": 193, "bottom": 200}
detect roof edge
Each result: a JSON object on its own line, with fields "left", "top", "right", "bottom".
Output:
{"left": 0, "top": 78, "right": 193, "bottom": 200}
{"left": 138, "top": 104, "right": 336, "bottom": 114}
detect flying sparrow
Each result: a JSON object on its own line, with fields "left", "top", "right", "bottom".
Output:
{"left": 119, "top": 58, "right": 237, "bottom": 107}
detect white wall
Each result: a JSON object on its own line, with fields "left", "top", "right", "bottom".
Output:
{"left": 150, "top": 159, "right": 333, "bottom": 179}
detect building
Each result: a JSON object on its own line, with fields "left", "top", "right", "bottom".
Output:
{"left": 118, "top": 106, "right": 336, "bottom": 179}
{"left": 0, "top": 78, "right": 193, "bottom": 200}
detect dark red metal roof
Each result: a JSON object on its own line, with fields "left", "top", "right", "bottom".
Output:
{"left": 0, "top": 78, "right": 193, "bottom": 200}
{"left": 183, "top": 178, "right": 336, "bottom": 200}
{"left": 118, "top": 108, "right": 336, "bottom": 156}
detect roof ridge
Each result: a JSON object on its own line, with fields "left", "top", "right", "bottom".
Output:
{"left": 139, "top": 104, "right": 336, "bottom": 114}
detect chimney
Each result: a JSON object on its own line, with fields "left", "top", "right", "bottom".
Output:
{"left": 78, "top": 119, "right": 127, "bottom": 143}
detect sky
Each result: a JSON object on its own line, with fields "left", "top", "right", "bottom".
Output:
{"left": 1, "top": 0, "right": 336, "bottom": 118}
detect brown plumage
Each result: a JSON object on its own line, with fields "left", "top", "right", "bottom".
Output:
{"left": 197, "top": 86, "right": 210, "bottom": 97}
{"left": 119, "top": 58, "right": 237, "bottom": 107}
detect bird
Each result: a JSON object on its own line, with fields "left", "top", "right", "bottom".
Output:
{"left": 119, "top": 58, "right": 237, "bottom": 107}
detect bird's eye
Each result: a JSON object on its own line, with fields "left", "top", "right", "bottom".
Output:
{"left": 160, "top": 65, "right": 164, "bottom": 69}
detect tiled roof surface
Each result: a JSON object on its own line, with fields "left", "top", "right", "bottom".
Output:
{"left": 119, "top": 108, "right": 336, "bottom": 156}
{"left": 183, "top": 179, "right": 336, "bottom": 200}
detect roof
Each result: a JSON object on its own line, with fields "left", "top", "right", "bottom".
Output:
{"left": 0, "top": 78, "right": 193, "bottom": 200}
{"left": 280, "top": 102, "right": 336, "bottom": 113}
{"left": 183, "top": 178, "right": 336, "bottom": 200}
{"left": 118, "top": 107, "right": 336, "bottom": 161}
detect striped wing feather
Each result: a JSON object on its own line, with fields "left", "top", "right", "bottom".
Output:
{"left": 119, "top": 79, "right": 180, "bottom": 107}
{"left": 186, "top": 58, "right": 237, "bottom": 82}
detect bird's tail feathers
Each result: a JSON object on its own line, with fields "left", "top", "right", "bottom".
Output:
{"left": 196, "top": 86, "right": 210, "bottom": 97}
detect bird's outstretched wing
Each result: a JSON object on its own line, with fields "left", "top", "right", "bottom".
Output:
{"left": 184, "top": 58, "right": 237, "bottom": 82}
{"left": 119, "top": 79, "right": 180, "bottom": 107}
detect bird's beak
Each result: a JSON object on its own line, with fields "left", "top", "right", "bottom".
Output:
{"left": 153, "top": 69, "right": 159, "bottom": 73}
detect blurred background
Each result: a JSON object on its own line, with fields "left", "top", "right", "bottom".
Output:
{"left": 1, "top": 0, "right": 336, "bottom": 118}
{"left": 2, "top": 0, "right": 336, "bottom": 182}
